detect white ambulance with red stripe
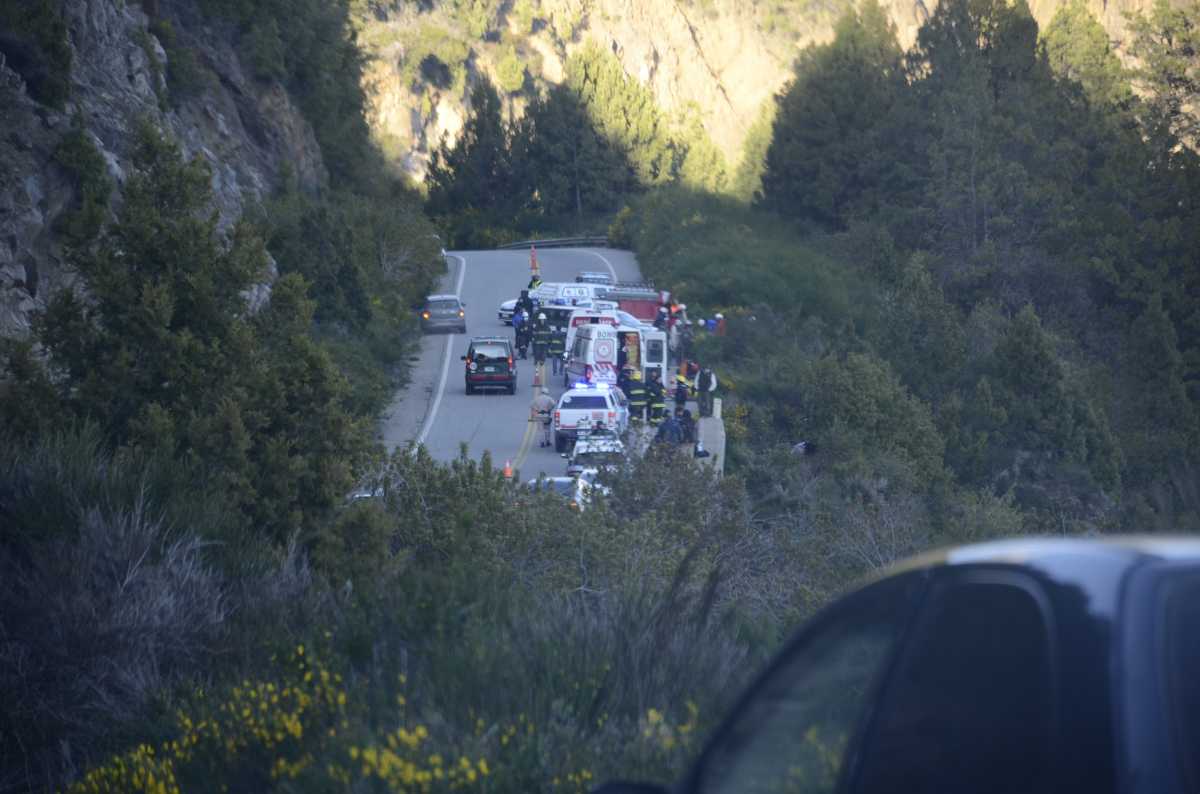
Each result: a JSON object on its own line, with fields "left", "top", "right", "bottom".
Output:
{"left": 563, "top": 323, "right": 667, "bottom": 388}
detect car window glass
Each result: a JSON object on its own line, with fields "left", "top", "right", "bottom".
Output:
{"left": 695, "top": 577, "right": 919, "bottom": 794}
{"left": 1164, "top": 572, "right": 1200, "bottom": 792}
{"left": 472, "top": 345, "right": 508, "bottom": 361}
{"left": 647, "top": 340, "right": 664, "bottom": 362}
{"left": 854, "top": 580, "right": 1055, "bottom": 794}
{"left": 429, "top": 299, "right": 458, "bottom": 310}
{"left": 562, "top": 395, "right": 608, "bottom": 409}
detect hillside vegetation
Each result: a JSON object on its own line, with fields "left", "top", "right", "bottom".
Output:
{"left": 616, "top": 0, "right": 1200, "bottom": 535}
{"left": 1, "top": 0, "right": 1198, "bottom": 791}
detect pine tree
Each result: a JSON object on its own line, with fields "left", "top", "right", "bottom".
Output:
{"left": 426, "top": 77, "right": 515, "bottom": 220}
{"left": 758, "top": 0, "right": 905, "bottom": 228}
{"left": 565, "top": 41, "right": 679, "bottom": 185}
{"left": 731, "top": 99, "right": 776, "bottom": 202}
{"left": 1126, "top": 0, "right": 1200, "bottom": 144}
{"left": 1042, "top": 0, "right": 1132, "bottom": 108}
{"left": 513, "top": 84, "right": 634, "bottom": 219}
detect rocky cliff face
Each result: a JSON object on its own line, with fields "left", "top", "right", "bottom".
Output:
{"left": 360, "top": 0, "right": 1152, "bottom": 183}
{"left": 0, "top": 0, "right": 326, "bottom": 336}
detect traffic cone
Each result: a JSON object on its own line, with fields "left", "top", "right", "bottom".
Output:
{"left": 503, "top": 460, "right": 513, "bottom": 479}
{"left": 533, "top": 363, "right": 542, "bottom": 388}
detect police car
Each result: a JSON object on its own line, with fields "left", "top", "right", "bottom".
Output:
{"left": 552, "top": 383, "right": 630, "bottom": 453}
{"left": 563, "top": 431, "right": 625, "bottom": 478}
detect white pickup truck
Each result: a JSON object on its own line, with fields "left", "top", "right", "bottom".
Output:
{"left": 552, "top": 384, "right": 629, "bottom": 453}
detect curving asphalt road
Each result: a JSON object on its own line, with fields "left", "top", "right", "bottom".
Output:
{"left": 381, "top": 248, "right": 645, "bottom": 480}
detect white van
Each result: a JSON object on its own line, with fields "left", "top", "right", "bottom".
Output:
{"left": 564, "top": 324, "right": 668, "bottom": 387}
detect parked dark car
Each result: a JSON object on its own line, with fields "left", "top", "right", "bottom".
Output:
{"left": 595, "top": 537, "right": 1200, "bottom": 794}
{"left": 462, "top": 336, "right": 516, "bottom": 395}
{"left": 420, "top": 294, "right": 466, "bottom": 334}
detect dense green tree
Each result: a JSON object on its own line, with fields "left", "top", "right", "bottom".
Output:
{"left": 566, "top": 41, "right": 680, "bottom": 185}
{"left": 1042, "top": 0, "right": 1131, "bottom": 107}
{"left": 23, "top": 123, "right": 365, "bottom": 540}
{"left": 1127, "top": 0, "right": 1200, "bottom": 143}
{"left": 674, "top": 103, "right": 729, "bottom": 192}
{"left": 730, "top": 98, "right": 776, "bottom": 202}
{"left": 427, "top": 78, "right": 515, "bottom": 221}
{"left": 1115, "top": 296, "right": 1200, "bottom": 485}
{"left": 759, "top": 0, "right": 905, "bottom": 228}
{"left": 512, "top": 84, "right": 635, "bottom": 218}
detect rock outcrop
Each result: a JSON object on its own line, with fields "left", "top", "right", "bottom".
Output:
{"left": 0, "top": 0, "right": 326, "bottom": 336}
{"left": 360, "top": 0, "right": 1153, "bottom": 183}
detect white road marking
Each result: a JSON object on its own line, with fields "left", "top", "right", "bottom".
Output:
{"left": 416, "top": 254, "right": 467, "bottom": 447}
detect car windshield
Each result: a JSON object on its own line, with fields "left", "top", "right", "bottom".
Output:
{"left": 576, "top": 452, "right": 622, "bottom": 466}
{"left": 561, "top": 395, "right": 608, "bottom": 409}
{"left": 428, "top": 299, "right": 459, "bottom": 310}
{"left": 471, "top": 345, "right": 508, "bottom": 361}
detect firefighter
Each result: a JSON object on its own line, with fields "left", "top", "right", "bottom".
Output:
{"left": 512, "top": 308, "right": 529, "bottom": 358}
{"left": 515, "top": 289, "right": 535, "bottom": 319}
{"left": 617, "top": 366, "right": 632, "bottom": 396}
{"left": 532, "top": 312, "right": 551, "bottom": 365}
{"left": 548, "top": 320, "right": 566, "bottom": 375}
{"left": 625, "top": 369, "right": 647, "bottom": 423}
{"left": 674, "top": 373, "right": 690, "bottom": 411}
{"left": 646, "top": 369, "right": 666, "bottom": 425}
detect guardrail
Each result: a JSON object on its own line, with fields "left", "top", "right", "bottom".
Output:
{"left": 496, "top": 236, "right": 609, "bottom": 250}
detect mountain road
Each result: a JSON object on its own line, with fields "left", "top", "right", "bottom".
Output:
{"left": 381, "top": 248, "right": 645, "bottom": 479}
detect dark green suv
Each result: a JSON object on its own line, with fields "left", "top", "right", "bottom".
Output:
{"left": 462, "top": 337, "right": 516, "bottom": 395}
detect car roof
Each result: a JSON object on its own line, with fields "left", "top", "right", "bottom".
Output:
{"left": 470, "top": 335, "right": 510, "bottom": 343}
{"left": 875, "top": 536, "right": 1200, "bottom": 617}
{"left": 891, "top": 536, "right": 1200, "bottom": 571}
{"left": 426, "top": 294, "right": 460, "bottom": 301}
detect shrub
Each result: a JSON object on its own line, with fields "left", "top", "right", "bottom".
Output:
{"left": 0, "top": 430, "right": 227, "bottom": 791}
{"left": 148, "top": 19, "right": 212, "bottom": 104}
{"left": 52, "top": 114, "right": 113, "bottom": 247}
{"left": 0, "top": 0, "right": 72, "bottom": 107}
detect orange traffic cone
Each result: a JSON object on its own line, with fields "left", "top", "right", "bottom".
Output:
{"left": 503, "top": 459, "right": 513, "bottom": 479}
{"left": 532, "top": 363, "right": 542, "bottom": 387}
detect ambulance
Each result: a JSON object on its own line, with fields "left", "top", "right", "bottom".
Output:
{"left": 563, "top": 323, "right": 667, "bottom": 388}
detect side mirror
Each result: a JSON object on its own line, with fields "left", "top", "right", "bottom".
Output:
{"left": 590, "top": 783, "right": 670, "bottom": 794}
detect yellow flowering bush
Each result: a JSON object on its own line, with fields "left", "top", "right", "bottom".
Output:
{"left": 68, "top": 645, "right": 699, "bottom": 794}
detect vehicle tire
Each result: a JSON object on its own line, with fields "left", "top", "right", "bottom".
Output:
{"left": 554, "top": 433, "right": 565, "bottom": 453}
{"left": 466, "top": 382, "right": 474, "bottom": 395}
{"left": 458, "top": 324, "right": 466, "bottom": 334}
{"left": 507, "top": 382, "right": 516, "bottom": 395}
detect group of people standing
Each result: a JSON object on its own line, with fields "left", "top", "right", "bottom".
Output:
{"left": 654, "top": 300, "right": 726, "bottom": 364}
{"left": 512, "top": 288, "right": 566, "bottom": 375}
